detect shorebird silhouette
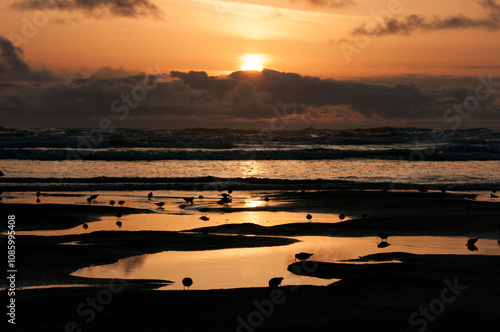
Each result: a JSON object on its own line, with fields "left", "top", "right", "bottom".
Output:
{"left": 183, "top": 197, "right": 194, "bottom": 204}
{"left": 264, "top": 197, "right": 270, "bottom": 202}
{"left": 182, "top": 277, "right": 193, "bottom": 290}
{"left": 87, "top": 194, "right": 98, "bottom": 205}
{"left": 118, "top": 200, "right": 125, "bottom": 206}
{"left": 221, "top": 193, "right": 230, "bottom": 199}
{"left": 199, "top": 216, "right": 209, "bottom": 221}
{"left": 377, "top": 233, "right": 390, "bottom": 241}
{"left": 36, "top": 191, "right": 41, "bottom": 198}
{"left": 437, "top": 185, "right": 447, "bottom": 193}
{"left": 306, "top": 214, "right": 312, "bottom": 221}
{"left": 198, "top": 195, "right": 204, "bottom": 199}
{"left": 295, "top": 252, "right": 313, "bottom": 261}
{"left": 339, "top": 213, "right": 345, "bottom": 220}
{"left": 217, "top": 197, "right": 232, "bottom": 206}
{"left": 466, "top": 238, "right": 478, "bottom": 251}
{"left": 228, "top": 189, "right": 233, "bottom": 194}
{"left": 155, "top": 202, "right": 165, "bottom": 208}
{"left": 109, "top": 200, "right": 115, "bottom": 206}
{"left": 377, "top": 241, "right": 391, "bottom": 248}
{"left": 268, "top": 277, "right": 284, "bottom": 288}
{"left": 148, "top": 192, "right": 153, "bottom": 200}
{"left": 179, "top": 204, "right": 187, "bottom": 209}
{"left": 417, "top": 185, "right": 429, "bottom": 193}
{"left": 82, "top": 223, "right": 88, "bottom": 229}
{"left": 116, "top": 221, "right": 122, "bottom": 227}
{"left": 116, "top": 210, "right": 122, "bottom": 218}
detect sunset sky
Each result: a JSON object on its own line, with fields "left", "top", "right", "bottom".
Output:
{"left": 1, "top": 0, "right": 500, "bottom": 128}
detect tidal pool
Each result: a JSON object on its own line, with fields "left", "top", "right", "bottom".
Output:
{"left": 16, "top": 211, "right": 346, "bottom": 236}
{"left": 72, "top": 235, "right": 500, "bottom": 291}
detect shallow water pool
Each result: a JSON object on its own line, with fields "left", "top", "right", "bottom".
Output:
{"left": 72, "top": 235, "right": 500, "bottom": 291}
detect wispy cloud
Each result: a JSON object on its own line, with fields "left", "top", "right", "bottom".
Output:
{"left": 353, "top": 0, "right": 500, "bottom": 36}
{"left": 290, "top": 0, "right": 355, "bottom": 8}
{"left": 11, "top": 0, "right": 163, "bottom": 19}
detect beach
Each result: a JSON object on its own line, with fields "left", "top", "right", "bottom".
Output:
{"left": 3, "top": 0, "right": 500, "bottom": 328}
{"left": 2, "top": 189, "right": 500, "bottom": 331}
{"left": 2, "top": 128, "right": 500, "bottom": 331}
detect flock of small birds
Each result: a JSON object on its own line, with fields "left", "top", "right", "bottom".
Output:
{"left": 0, "top": 171, "right": 497, "bottom": 209}
{"left": 77, "top": 191, "right": 231, "bottom": 230}
{"left": 13, "top": 188, "right": 496, "bottom": 252}
{"left": 0, "top": 175, "right": 491, "bottom": 291}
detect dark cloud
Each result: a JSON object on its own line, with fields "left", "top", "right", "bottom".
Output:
{"left": 2, "top": 65, "right": 499, "bottom": 128}
{"left": 0, "top": 36, "right": 54, "bottom": 81}
{"left": 353, "top": 0, "right": 500, "bottom": 36}
{"left": 226, "top": 69, "right": 437, "bottom": 120}
{"left": 0, "top": 38, "right": 498, "bottom": 129}
{"left": 342, "top": 75, "right": 489, "bottom": 91}
{"left": 0, "top": 36, "right": 30, "bottom": 76}
{"left": 11, "top": 0, "right": 163, "bottom": 19}
{"left": 289, "top": 0, "right": 355, "bottom": 8}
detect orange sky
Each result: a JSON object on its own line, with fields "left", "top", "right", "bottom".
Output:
{"left": 1, "top": 0, "right": 500, "bottom": 78}
{"left": 1, "top": 0, "right": 500, "bottom": 129}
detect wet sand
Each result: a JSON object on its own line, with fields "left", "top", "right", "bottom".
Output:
{"left": 0, "top": 203, "right": 154, "bottom": 232}
{"left": 5, "top": 256, "right": 500, "bottom": 332}
{"left": 2, "top": 230, "right": 297, "bottom": 287}
{"left": 194, "top": 190, "right": 500, "bottom": 238}
{"left": 1, "top": 190, "right": 500, "bottom": 331}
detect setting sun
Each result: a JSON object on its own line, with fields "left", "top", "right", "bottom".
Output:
{"left": 241, "top": 55, "right": 263, "bottom": 71}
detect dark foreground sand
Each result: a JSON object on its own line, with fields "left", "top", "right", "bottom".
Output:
{"left": 4, "top": 254, "right": 500, "bottom": 332}
{"left": 1, "top": 191, "right": 500, "bottom": 331}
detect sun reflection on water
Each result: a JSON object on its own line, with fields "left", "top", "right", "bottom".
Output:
{"left": 244, "top": 199, "right": 265, "bottom": 208}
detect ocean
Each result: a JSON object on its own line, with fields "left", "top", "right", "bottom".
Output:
{"left": 1, "top": 127, "right": 499, "bottom": 192}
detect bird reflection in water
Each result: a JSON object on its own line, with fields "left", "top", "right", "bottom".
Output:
{"left": 377, "top": 232, "right": 391, "bottom": 248}
{"left": 295, "top": 252, "right": 313, "bottom": 261}
{"left": 466, "top": 238, "right": 479, "bottom": 251}
{"left": 377, "top": 241, "right": 391, "bottom": 248}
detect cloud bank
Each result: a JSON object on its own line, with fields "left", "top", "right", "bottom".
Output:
{"left": 0, "top": 37, "right": 499, "bottom": 129}
{"left": 0, "top": 36, "right": 54, "bottom": 81}
{"left": 11, "top": 0, "right": 163, "bottom": 18}
{"left": 353, "top": 0, "right": 500, "bottom": 36}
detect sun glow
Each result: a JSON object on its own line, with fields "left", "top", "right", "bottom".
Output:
{"left": 241, "top": 55, "right": 263, "bottom": 71}
{"left": 244, "top": 199, "right": 265, "bottom": 208}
